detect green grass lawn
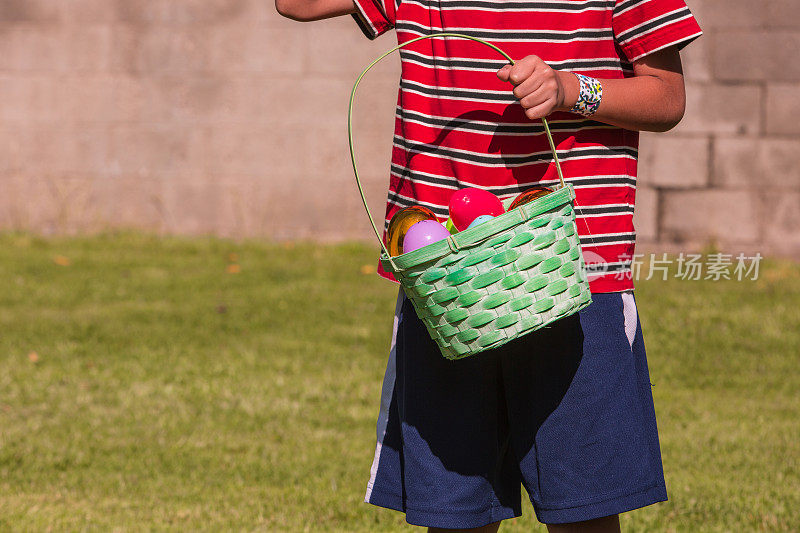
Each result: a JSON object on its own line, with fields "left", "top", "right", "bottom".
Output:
{"left": 0, "top": 233, "right": 797, "bottom": 532}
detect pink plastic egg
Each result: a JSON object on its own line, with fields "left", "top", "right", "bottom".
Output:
{"left": 448, "top": 188, "right": 505, "bottom": 231}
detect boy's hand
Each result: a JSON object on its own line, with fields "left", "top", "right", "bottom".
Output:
{"left": 497, "top": 56, "right": 578, "bottom": 120}
{"left": 497, "top": 47, "right": 687, "bottom": 131}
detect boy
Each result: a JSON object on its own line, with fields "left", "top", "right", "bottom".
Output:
{"left": 277, "top": 1, "right": 702, "bottom": 531}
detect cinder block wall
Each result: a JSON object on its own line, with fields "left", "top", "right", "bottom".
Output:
{"left": 0, "top": 0, "right": 400, "bottom": 241}
{"left": 637, "top": 0, "right": 800, "bottom": 257}
{"left": 1, "top": 0, "right": 799, "bottom": 257}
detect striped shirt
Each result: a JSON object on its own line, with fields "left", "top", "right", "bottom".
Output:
{"left": 352, "top": 0, "right": 702, "bottom": 293}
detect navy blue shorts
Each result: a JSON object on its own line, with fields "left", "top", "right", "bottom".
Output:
{"left": 365, "top": 288, "right": 667, "bottom": 528}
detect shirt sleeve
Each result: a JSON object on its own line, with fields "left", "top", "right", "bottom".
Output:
{"left": 612, "top": 0, "right": 703, "bottom": 62}
{"left": 351, "top": 0, "right": 396, "bottom": 40}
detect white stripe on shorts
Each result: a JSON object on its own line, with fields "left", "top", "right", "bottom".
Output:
{"left": 621, "top": 290, "right": 638, "bottom": 349}
{"left": 365, "top": 287, "right": 404, "bottom": 503}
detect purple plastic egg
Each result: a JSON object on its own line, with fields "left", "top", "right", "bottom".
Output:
{"left": 402, "top": 219, "right": 452, "bottom": 254}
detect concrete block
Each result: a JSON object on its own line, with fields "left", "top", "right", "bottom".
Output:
{"left": 10, "top": 126, "right": 109, "bottom": 175}
{"left": 685, "top": 0, "right": 762, "bottom": 29}
{"left": 252, "top": 122, "right": 394, "bottom": 238}
{"left": 239, "top": 174, "right": 325, "bottom": 240}
{"left": 161, "top": 176, "right": 225, "bottom": 234}
{"left": 0, "top": 128, "right": 47, "bottom": 173}
{"left": 306, "top": 18, "right": 401, "bottom": 77}
{"left": 111, "top": 76, "right": 149, "bottom": 122}
{"left": 349, "top": 118, "right": 396, "bottom": 179}
{"left": 661, "top": 190, "right": 760, "bottom": 244}
{"left": 675, "top": 83, "right": 761, "bottom": 135}
{"left": 261, "top": 177, "right": 303, "bottom": 239}
{"left": 633, "top": 186, "right": 658, "bottom": 241}
{"left": 714, "top": 137, "right": 800, "bottom": 189}
{"left": 58, "top": 0, "right": 117, "bottom": 23}
{"left": 206, "top": 124, "right": 308, "bottom": 176}
{"left": 638, "top": 134, "right": 709, "bottom": 188}
{"left": 304, "top": 119, "right": 393, "bottom": 182}
{"left": 215, "top": 77, "right": 271, "bottom": 123}
{"left": 256, "top": 77, "right": 354, "bottom": 126}
{"left": 89, "top": 175, "right": 166, "bottom": 231}
{"left": 57, "top": 76, "right": 109, "bottom": 122}
{"left": 0, "top": 74, "right": 72, "bottom": 121}
{"left": 134, "top": 29, "right": 212, "bottom": 73}
{"left": 679, "top": 34, "right": 711, "bottom": 83}
{"left": 15, "top": 173, "right": 66, "bottom": 232}
{"left": 765, "top": 1, "right": 800, "bottom": 28}
{"left": 111, "top": 27, "right": 217, "bottom": 74}
{"left": 62, "top": 127, "right": 111, "bottom": 175}
{"left": 105, "top": 125, "right": 207, "bottom": 176}
{"left": 349, "top": 77, "right": 401, "bottom": 139}
{"left": 304, "top": 125, "right": 356, "bottom": 182}
{"left": 207, "top": 25, "right": 307, "bottom": 74}
{"left": 758, "top": 192, "right": 800, "bottom": 255}
{"left": 274, "top": 179, "right": 364, "bottom": 241}
{"left": 0, "top": 173, "right": 25, "bottom": 228}
{"left": 346, "top": 170, "right": 392, "bottom": 241}
{"left": 0, "top": 0, "right": 60, "bottom": 23}
{"left": 9, "top": 174, "right": 98, "bottom": 234}
{"left": 712, "top": 31, "right": 800, "bottom": 82}
{"left": 113, "top": 0, "right": 170, "bottom": 25}
{"left": 687, "top": 0, "right": 799, "bottom": 29}
{"left": 114, "top": 0, "right": 252, "bottom": 25}
{"left": 108, "top": 26, "right": 141, "bottom": 74}
{"left": 0, "top": 173, "right": 53, "bottom": 231}
{"left": 62, "top": 26, "right": 113, "bottom": 72}
{"left": 286, "top": 177, "right": 335, "bottom": 239}
{"left": 0, "top": 27, "right": 65, "bottom": 71}
{"left": 141, "top": 76, "right": 237, "bottom": 123}
{"left": 0, "top": 26, "right": 109, "bottom": 72}
{"left": 225, "top": 168, "right": 383, "bottom": 241}
{"left": 0, "top": 128, "right": 28, "bottom": 172}
{"left": 765, "top": 83, "right": 800, "bottom": 135}
{"left": 0, "top": 75, "right": 37, "bottom": 121}
{"left": 54, "top": 176, "right": 102, "bottom": 233}
{"left": 57, "top": 75, "right": 146, "bottom": 122}
{"left": 215, "top": 175, "right": 265, "bottom": 237}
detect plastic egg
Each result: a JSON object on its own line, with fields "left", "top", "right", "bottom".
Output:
{"left": 402, "top": 220, "right": 452, "bottom": 254}
{"left": 386, "top": 206, "right": 438, "bottom": 256}
{"left": 448, "top": 188, "right": 505, "bottom": 231}
{"left": 466, "top": 214, "right": 495, "bottom": 230}
{"left": 508, "top": 186, "right": 554, "bottom": 210}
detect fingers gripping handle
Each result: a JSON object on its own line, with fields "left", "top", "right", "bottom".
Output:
{"left": 347, "top": 32, "right": 567, "bottom": 268}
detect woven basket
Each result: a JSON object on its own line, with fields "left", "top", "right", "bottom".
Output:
{"left": 349, "top": 33, "right": 592, "bottom": 360}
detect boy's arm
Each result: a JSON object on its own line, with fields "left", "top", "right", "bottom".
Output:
{"left": 275, "top": 0, "right": 355, "bottom": 21}
{"left": 497, "top": 46, "right": 687, "bottom": 133}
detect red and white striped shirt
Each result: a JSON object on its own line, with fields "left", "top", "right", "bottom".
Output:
{"left": 352, "top": 0, "right": 702, "bottom": 293}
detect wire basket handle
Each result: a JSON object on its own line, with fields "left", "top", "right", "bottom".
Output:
{"left": 348, "top": 32, "right": 567, "bottom": 265}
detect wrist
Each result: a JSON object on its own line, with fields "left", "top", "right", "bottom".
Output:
{"left": 570, "top": 73, "right": 603, "bottom": 117}
{"left": 556, "top": 71, "right": 579, "bottom": 112}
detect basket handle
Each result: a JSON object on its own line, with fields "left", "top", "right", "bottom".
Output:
{"left": 348, "top": 32, "right": 567, "bottom": 266}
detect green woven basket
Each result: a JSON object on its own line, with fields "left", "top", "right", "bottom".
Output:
{"left": 348, "top": 33, "right": 593, "bottom": 360}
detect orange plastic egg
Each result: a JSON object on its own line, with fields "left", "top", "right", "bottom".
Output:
{"left": 508, "top": 187, "right": 554, "bottom": 210}
{"left": 386, "top": 206, "right": 438, "bottom": 256}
